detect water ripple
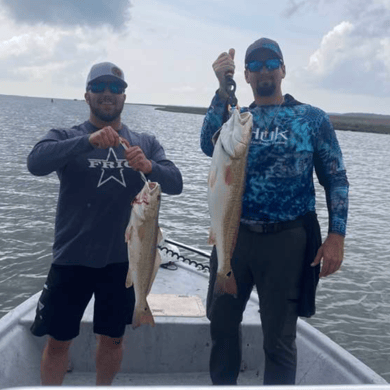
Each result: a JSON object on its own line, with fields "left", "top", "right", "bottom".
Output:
{"left": 0, "top": 96, "right": 389, "bottom": 381}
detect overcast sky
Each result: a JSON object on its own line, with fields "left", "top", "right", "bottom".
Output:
{"left": 0, "top": 0, "right": 389, "bottom": 114}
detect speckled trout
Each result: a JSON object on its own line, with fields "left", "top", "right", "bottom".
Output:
{"left": 207, "top": 108, "right": 253, "bottom": 296}
{"left": 125, "top": 180, "right": 162, "bottom": 329}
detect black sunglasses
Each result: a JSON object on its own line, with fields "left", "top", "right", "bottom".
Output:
{"left": 88, "top": 81, "right": 125, "bottom": 94}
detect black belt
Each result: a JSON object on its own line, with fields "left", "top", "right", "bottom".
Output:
{"left": 242, "top": 219, "right": 304, "bottom": 234}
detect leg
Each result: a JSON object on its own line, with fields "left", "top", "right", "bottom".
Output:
{"left": 93, "top": 263, "right": 135, "bottom": 385}
{"left": 41, "top": 337, "right": 72, "bottom": 385}
{"left": 252, "top": 226, "right": 307, "bottom": 385}
{"left": 207, "top": 228, "right": 254, "bottom": 385}
{"left": 209, "top": 295, "right": 245, "bottom": 385}
{"left": 260, "top": 294, "right": 299, "bottom": 385}
{"left": 30, "top": 265, "right": 94, "bottom": 385}
{"left": 96, "top": 335, "right": 124, "bottom": 386}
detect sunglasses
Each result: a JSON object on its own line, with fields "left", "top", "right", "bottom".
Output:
{"left": 245, "top": 58, "right": 283, "bottom": 72}
{"left": 88, "top": 81, "right": 125, "bottom": 94}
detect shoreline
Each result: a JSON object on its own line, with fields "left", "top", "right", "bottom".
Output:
{"left": 2, "top": 95, "right": 388, "bottom": 135}
{"left": 153, "top": 105, "right": 390, "bottom": 135}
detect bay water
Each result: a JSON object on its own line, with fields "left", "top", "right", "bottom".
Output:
{"left": 0, "top": 94, "right": 389, "bottom": 381}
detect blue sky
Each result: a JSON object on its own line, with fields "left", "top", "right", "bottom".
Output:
{"left": 0, "top": 0, "right": 389, "bottom": 114}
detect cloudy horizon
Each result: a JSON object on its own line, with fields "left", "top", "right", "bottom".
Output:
{"left": 0, "top": 0, "right": 389, "bottom": 115}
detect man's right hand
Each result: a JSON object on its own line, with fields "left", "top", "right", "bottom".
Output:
{"left": 89, "top": 126, "right": 123, "bottom": 149}
{"left": 212, "top": 48, "right": 235, "bottom": 99}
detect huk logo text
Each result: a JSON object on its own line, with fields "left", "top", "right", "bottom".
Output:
{"left": 253, "top": 126, "right": 289, "bottom": 144}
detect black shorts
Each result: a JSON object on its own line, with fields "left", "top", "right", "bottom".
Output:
{"left": 30, "top": 263, "right": 135, "bottom": 341}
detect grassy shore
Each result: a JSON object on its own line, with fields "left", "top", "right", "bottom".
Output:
{"left": 154, "top": 105, "right": 390, "bottom": 135}
{"left": 328, "top": 114, "right": 390, "bottom": 135}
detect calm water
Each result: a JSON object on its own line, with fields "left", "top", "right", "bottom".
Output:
{"left": 0, "top": 94, "right": 389, "bottom": 381}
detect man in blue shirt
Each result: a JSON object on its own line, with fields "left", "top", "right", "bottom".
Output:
{"left": 201, "top": 38, "right": 348, "bottom": 385}
{"left": 28, "top": 62, "right": 183, "bottom": 385}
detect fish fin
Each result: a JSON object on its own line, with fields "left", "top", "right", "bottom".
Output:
{"left": 208, "top": 168, "right": 217, "bottom": 188}
{"left": 211, "top": 127, "right": 222, "bottom": 146}
{"left": 146, "top": 250, "right": 161, "bottom": 296}
{"left": 157, "top": 227, "right": 163, "bottom": 245}
{"left": 214, "top": 270, "right": 237, "bottom": 296}
{"left": 125, "top": 225, "right": 133, "bottom": 243}
{"left": 132, "top": 302, "right": 155, "bottom": 329}
{"left": 125, "top": 267, "right": 133, "bottom": 288}
{"left": 208, "top": 229, "right": 216, "bottom": 245}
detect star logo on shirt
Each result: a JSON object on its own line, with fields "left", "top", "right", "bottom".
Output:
{"left": 88, "top": 148, "right": 128, "bottom": 188}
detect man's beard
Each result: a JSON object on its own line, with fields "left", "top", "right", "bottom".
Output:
{"left": 256, "top": 81, "right": 276, "bottom": 97}
{"left": 90, "top": 101, "right": 124, "bottom": 122}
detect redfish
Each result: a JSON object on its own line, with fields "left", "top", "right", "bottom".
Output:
{"left": 125, "top": 180, "right": 162, "bottom": 329}
{"left": 207, "top": 108, "right": 253, "bottom": 296}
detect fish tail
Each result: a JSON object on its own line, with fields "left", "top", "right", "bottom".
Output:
{"left": 214, "top": 270, "right": 237, "bottom": 296}
{"left": 132, "top": 303, "right": 155, "bottom": 329}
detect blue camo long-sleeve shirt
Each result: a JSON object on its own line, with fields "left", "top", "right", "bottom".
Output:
{"left": 201, "top": 93, "right": 349, "bottom": 236}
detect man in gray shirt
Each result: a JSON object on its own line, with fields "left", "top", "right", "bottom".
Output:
{"left": 27, "top": 62, "right": 183, "bottom": 385}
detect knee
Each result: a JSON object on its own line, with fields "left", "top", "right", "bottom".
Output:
{"left": 45, "top": 337, "right": 72, "bottom": 357}
{"left": 263, "top": 336, "right": 297, "bottom": 364}
{"left": 209, "top": 295, "right": 243, "bottom": 339}
{"left": 97, "top": 335, "right": 123, "bottom": 353}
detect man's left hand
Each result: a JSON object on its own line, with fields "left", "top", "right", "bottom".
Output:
{"left": 124, "top": 146, "right": 152, "bottom": 174}
{"left": 311, "top": 233, "right": 345, "bottom": 278}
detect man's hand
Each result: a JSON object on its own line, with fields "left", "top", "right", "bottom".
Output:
{"left": 89, "top": 126, "right": 121, "bottom": 149}
{"left": 311, "top": 233, "right": 345, "bottom": 278}
{"left": 124, "top": 146, "right": 152, "bottom": 174}
{"left": 212, "top": 48, "right": 235, "bottom": 99}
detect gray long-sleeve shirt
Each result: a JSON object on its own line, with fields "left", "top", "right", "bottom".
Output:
{"left": 28, "top": 120, "right": 183, "bottom": 268}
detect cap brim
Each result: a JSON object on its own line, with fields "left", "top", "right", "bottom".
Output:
{"left": 87, "top": 75, "right": 128, "bottom": 89}
{"left": 245, "top": 48, "right": 283, "bottom": 64}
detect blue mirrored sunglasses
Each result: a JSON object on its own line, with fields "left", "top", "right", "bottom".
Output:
{"left": 246, "top": 58, "right": 282, "bottom": 72}
{"left": 88, "top": 81, "right": 125, "bottom": 94}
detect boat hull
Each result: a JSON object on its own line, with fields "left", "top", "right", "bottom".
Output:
{"left": 0, "top": 262, "right": 387, "bottom": 388}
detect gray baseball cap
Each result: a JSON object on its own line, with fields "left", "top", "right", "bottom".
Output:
{"left": 86, "top": 62, "right": 128, "bottom": 89}
{"left": 245, "top": 38, "right": 284, "bottom": 64}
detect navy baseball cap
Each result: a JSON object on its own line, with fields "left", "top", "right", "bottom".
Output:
{"left": 245, "top": 38, "right": 284, "bottom": 64}
{"left": 86, "top": 62, "right": 128, "bottom": 89}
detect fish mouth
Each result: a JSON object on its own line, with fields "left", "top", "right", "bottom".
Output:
{"left": 148, "top": 182, "right": 161, "bottom": 194}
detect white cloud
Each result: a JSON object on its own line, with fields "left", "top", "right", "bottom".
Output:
{"left": 306, "top": 21, "right": 355, "bottom": 76}
{"left": 0, "top": 0, "right": 389, "bottom": 113}
{"left": 0, "top": 30, "right": 63, "bottom": 59}
{"left": 291, "top": 0, "right": 390, "bottom": 98}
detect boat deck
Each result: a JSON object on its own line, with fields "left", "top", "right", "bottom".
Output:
{"left": 46, "top": 262, "right": 265, "bottom": 386}
{"left": 0, "top": 261, "right": 387, "bottom": 388}
{"left": 63, "top": 369, "right": 263, "bottom": 386}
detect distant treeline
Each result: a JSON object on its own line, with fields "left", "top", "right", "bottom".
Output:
{"left": 328, "top": 114, "right": 390, "bottom": 135}
{"left": 153, "top": 105, "right": 390, "bottom": 135}
{"left": 155, "top": 105, "right": 208, "bottom": 115}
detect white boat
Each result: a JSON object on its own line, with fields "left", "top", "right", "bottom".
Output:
{"left": 0, "top": 239, "right": 388, "bottom": 389}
